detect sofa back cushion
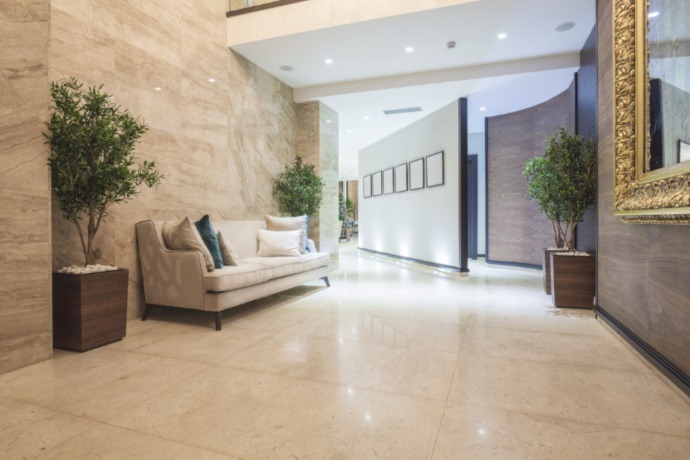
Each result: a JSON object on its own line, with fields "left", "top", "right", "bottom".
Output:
{"left": 213, "top": 221, "right": 266, "bottom": 260}
{"left": 256, "top": 229, "right": 301, "bottom": 257}
{"left": 162, "top": 217, "right": 215, "bottom": 271}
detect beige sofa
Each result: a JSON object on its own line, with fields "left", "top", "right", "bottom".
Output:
{"left": 136, "top": 220, "right": 330, "bottom": 330}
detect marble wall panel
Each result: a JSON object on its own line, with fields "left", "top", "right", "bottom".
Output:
{"left": 0, "top": 0, "right": 53, "bottom": 373}
{"left": 49, "top": 0, "right": 299, "bottom": 318}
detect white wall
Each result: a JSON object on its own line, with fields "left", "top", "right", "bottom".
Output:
{"left": 468, "top": 132, "right": 486, "bottom": 255}
{"left": 359, "top": 100, "right": 461, "bottom": 268}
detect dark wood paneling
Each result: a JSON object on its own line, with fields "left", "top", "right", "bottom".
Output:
{"left": 597, "top": 0, "right": 690, "bottom": 379}
{"left": 551, "top": 254, "right": 595, "bottom": 308}
{"left": 576, "top": 24, "right": 599, "bottom": 254}
{"left": 487, "top": 82, "right": 576, "bottom": 266}
{"left": 53, "top": 270, "right": 128, "bottom": 352}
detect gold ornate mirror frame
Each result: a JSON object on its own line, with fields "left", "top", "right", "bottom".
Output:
{"left": 613, "top": 0, "right": 690, "bottom": 223}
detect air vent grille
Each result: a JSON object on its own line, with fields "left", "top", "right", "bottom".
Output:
{"left": 383, "top": 107, "right": 422, "bottom": 115}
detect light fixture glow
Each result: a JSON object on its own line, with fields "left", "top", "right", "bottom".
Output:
{"left": 324, "top": 58, "right": 334, "bottom": 64}
{"left": 405, "top": 46, "right": 414, "bottom": 53}
{"left": 479, "top": 107, "right": 486, "bottom": 112}
{"left": 154, "top": 86, "right": 162, "bottom": 91}
{"left": 364, "top": 115, "right": 370, "bottom": 120}
{"left": 497, "top": 33, "right": 507, "bottom": 39}
{"left": 648, "top": 11, "right": 660, "bottom": 18}
{"left": 326, "top": 119, "right": 332, "bottom": 123}
{"left": 347, "top": 129, "right": 352, "bottom": 133}
{"left": 208, "top": 77, "right": 216, "bottom": 83}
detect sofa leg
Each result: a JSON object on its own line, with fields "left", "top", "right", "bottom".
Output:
{"left": 215, "top": 312, "right": 222, "bottom": 331}
{"left": 321, "top": 276, "right": 330, "bottom": 288}
{"left": 142, "top": 304, "right": 153, "bottom": 321}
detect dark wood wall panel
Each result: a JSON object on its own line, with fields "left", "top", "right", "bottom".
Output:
{"left": 576, "top": 24, "right": 598, "bottom": 254}
{"left": 487, "top": 82, "right": 576, "bottom": 267}
{"left": 597, "top": 0, "right": 690, "bottom": 378}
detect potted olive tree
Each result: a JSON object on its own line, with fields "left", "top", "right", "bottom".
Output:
{"left": 524, "top": 128, "right": 596, "bottom": 308}
{"left": 45, "top": 77, "right": 162, "bottom": 351}
{"left": 273, "top": 155, "right": 324, "bottom": 242}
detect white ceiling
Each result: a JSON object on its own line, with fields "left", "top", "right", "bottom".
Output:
{"left": 230, "top": 0, "right": 596, "bottom": 180}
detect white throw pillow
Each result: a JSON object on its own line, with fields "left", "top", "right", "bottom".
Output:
{"left": 256, "top": 229, "right": 301, "bottom": 257}
{"left": 265, "top": 215, "right": 308, "bottom": 254}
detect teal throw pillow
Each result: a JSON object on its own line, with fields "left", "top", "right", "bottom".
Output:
{"left": 194, "top": 215, "right": 224, "bottom": 269}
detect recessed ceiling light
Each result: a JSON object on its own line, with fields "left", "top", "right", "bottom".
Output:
{"left": 326, "top": 119, "right": 332, "bottom": 123}
{"left": 648, "top": 11, "right": 660, "bottom": 18}
{"left": 405, "top": 46, "right": 414, "bottom": 53}
{"left": 479, "top": 107, "right": 486, "bottom": 112}
{"left": 555, "top": 22, "right": 576, "bottom": 32}
{"left": 154, "top": 86, "right": 162, "bottom": 91}
{"left": 347, "top": 129, "right": 352, "bottom": 133}
{"left": 324, "top": 58, "right": 334, "bottom": 64}
{"left": 497, "top": 33, "right": 507, "bottom": 39}
{"left": 279, "top": 65, "right": 293, "bottom": 71}
{"left": 363, "top": 115, "right": 370, "bottom": 120}
{"left": 208, "top": 77, "right": 216, "bottom": 83}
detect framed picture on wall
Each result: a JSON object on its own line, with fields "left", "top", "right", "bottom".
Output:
{"left": 372, "top": 171, "right": 383, "bottom": 196}
{"left": 394, "top": 163, "right": 408, "bottom": 192}
{"left": 363, "top": 174, "right": 372, "bottom": 198}
{"left": 426, "top": 151, "right": 444, "bottom": 187}
{"left": 679, "top": 140, "right": 690, "bottom": 163}
{"left": 409, "top": 158, "right": 425, "bottom": 190}
{"left": 382, "top": 168, "right": 394, "bottom": 194}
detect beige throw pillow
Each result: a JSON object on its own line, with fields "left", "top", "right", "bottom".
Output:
{"left": 217, "top": 231, "right": 239, "bottom": 266}
{"left": 162, "top": 217, "right": 215, "bottom": 271}
{"left": 256, "top": 229, "right": 301, "bottom": 257}
{"left": 265, "top": 215, "right": 307, "bottom": 254}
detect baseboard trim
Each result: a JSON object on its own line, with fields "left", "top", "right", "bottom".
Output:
{"left": 595, "top": 306, "right": 690, "bottom": 397}
{"left": 358, "top": 247, "right": 462, "bottom": 272}
{"left": 485, "top": 258, "right": 542, "bottom": 270}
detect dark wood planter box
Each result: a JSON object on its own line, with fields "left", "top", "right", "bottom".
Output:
{"left": 542, "top": 248, "right": 561, "bottom": 295}
{"left": 550, "top": 253, "right": 595, "bottom": 309}
{"left": 53, "top": 269, "right": 128, "bottom": 352}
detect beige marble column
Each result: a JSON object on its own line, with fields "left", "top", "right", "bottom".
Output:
{"left": 297, "top": 102, "right": 339, "bottom": 270}
{"left": 0, "top": 0, "right": 53, "bottom": 374}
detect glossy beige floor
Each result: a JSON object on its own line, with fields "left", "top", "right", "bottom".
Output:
{"left": 2, "top": 244, "right": 690, "bottom": 459}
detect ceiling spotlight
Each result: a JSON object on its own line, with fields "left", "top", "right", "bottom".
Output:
{"left": 364, "top": 115, "right": 370, "bottom": 120}
{"left": 208, "top": 77, "right": 216, "bottom": 83}
{"left": 324, "top": 58, "right": 334, "bottom": 64}
{"left": 279, "top": 65, "right": 294, "bottom": 71}
{"left": 497, "top": 33, "right": 507, "bottom": 39}
{"left": 479, "top": 107, "right": 486, "bottom": 112}
{"left": 326, "top": 119, "right": 332, "bottom": 123}
{"left": 154, "top": 86, "right": 162, "bottom": 91}
{"left": 555, "top": 22, "right": 576, "bottom": 32}
{"left": 347, "top": 129, "right": 352, "bottom": 133}
{"left": 446, "top": 40, "right": 456, "bottom": 49}
{"left": 405, "top": 46, "right": 414, "bottom": 53}
{"left": 648, "top": 11, "right": 660, "bottom": 18}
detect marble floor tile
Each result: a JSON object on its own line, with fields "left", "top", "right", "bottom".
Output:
{"left": 448, "top": 353, "right": 690, "bottom": 438}
{"left": 0, "top": 349, "right": 208, "bottom": 422}
{"left": 282, "top": 309, "right": 467, "bottom": 352}
{"left": 110, "top": 322, "right": 274, "bottom": 364}
{"left": 0, "top": 397, "right": 96, "bottom": 460}
{"left": 460, "top": 325, "right": 650, "bottom": 372}
{"left": 218, "top": 332, "right": 458, "bottom": 400}
{"left": 109, "top": 366, "right": 445, "bottom": 459}
{"left": 33, "top": 424, "right": 235, "bottom": 460}
{"left": 432, "top": 402, "right": 690, "bottom": 460}
{"left": 468, "top": 307, "right": 608, "bottom": 336}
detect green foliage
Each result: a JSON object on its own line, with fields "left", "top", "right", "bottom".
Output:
{"left": 273, "top": 155, "right": 324, "bottom": 217}
{"left": 523, "top": 127, "right": 597, "bottom": 252}
{"left": 338, "top": 189, "right": 346, "bottom": 221}
{"left": 45, "top": 77, "right": 163, "bottom": 266}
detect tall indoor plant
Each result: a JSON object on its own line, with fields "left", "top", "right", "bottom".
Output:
{"left": 524, "top": 127, "right": 596, "bottom": 306}
{"left": 273, "top": 155, "right": 324, "bottom": 217}
{"left": 45, "top": 77, "right": 162, "bottom": 351}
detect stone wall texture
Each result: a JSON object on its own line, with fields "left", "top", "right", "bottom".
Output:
{"left": 49, "top": 0, "right": 300, "bottom": 318}
{"left": 0, "top": 0, "right": 53, "bottom": 374}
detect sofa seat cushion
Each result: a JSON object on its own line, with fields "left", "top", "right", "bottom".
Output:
{"left": 203, "top": 262, "right": 273, "bottom": 292}
{"left": 242, "top": 256, "right": 304, "bottom": 279}
{"left": 300, "top": 252, "right": 331, "bottom": 271}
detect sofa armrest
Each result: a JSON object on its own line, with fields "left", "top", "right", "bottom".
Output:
{"left": 307, "top": 239, "right": 317, "bottom": 253}
{"left": 136, "top": 220, "right": 206, "bottom": 309}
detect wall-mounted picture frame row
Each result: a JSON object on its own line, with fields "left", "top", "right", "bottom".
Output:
{"left": 362, "top": 151, "right": 444, "bottom": 198}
